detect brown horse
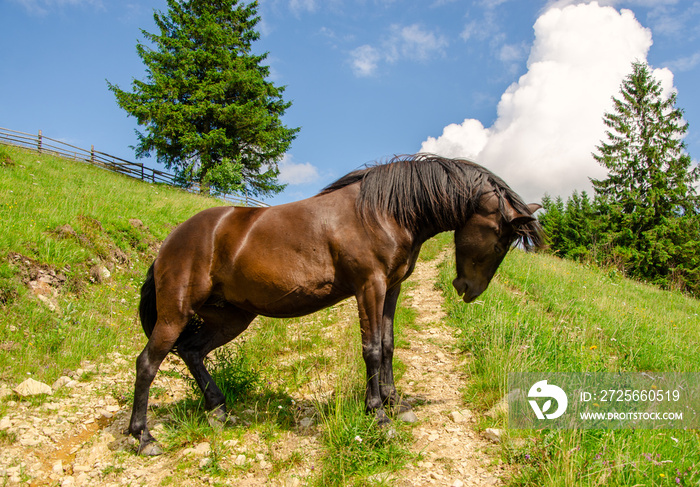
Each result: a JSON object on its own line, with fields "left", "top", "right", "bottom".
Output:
{"left": 130, "top": 154, "right": 542, "bottom": 455}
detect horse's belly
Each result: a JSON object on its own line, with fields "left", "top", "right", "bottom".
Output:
{"left": 216, "top": 265, "right": 351, "bottom": 318}
{"left": 228, "top": 281, "right": 349, "bottom": 318}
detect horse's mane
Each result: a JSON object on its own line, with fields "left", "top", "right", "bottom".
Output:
{"left": 319, "top": 154, "right": 542, "bottom": 249}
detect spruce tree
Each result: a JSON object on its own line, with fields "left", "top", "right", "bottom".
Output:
{"left": 107, "top": 0, "right": 299, "bottom": 197}
{"left": 591, "top": 61, "right": 700, "bottom": 288}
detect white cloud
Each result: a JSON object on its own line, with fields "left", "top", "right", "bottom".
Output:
{"left": 278, "top": 155, "right": 320, "bottom": 185}
{"left": 386, "top": 24, "right": 448, "bottom": 62}
{"left": 350, "top": 45, "right": 382, "bottom": 77}
{"left": 420, "top": 2, "right": 673, "bottom": 203}
{"left": 666, "top": 51, "right": 700, "bottom": 72}
{"left": 349, "top": 24, "right": 447, "bottom": 77}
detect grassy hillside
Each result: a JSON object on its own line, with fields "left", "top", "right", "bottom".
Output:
{"left": 0, "top": 144, "right": 416, "bottom": 486}
{"left": 437, "top": 248, "right": 700, "bottom": 486}
{"left": 2, "top": 142, "right": 699, "bottom": 485}
{"left": 0, "top": 144, "right": 224, "bottom": 383}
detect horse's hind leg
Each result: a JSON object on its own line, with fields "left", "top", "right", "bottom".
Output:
{"left": 130, "top": 316, "right": 187, "bottom": 455}
{"left": 176, "top": 303, "right": 256, "bottom": 423}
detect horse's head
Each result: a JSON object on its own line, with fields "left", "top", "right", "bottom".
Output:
{"left": 452, "top": 193, "right": 541, "bottom": 303}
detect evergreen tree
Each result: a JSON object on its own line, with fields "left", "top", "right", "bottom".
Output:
{"left": 107, "top": 0, "right": 299, "bottom": 197}
{"left": 591, "top": 61, "right": 700, "bottom": 288}
{"left": 540, "top": 192, "right": 598, "bottom": 262}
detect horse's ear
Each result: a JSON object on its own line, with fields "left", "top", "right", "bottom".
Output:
{"left": 506, "top": 203, "right": 541, "bottom": 226}
{"left": 527, "top": 203, "right": 542, "bottom": 215}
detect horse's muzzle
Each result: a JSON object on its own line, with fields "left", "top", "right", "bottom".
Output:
{"left": 452, "top": 278, "right": 478, "bottom": 303}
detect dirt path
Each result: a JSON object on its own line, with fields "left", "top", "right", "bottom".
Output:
{"left": 394, "top": 254, "right": 504, "bottom": 487}
{"left": 0, "top": 253, "right": 504, "bottom": 486}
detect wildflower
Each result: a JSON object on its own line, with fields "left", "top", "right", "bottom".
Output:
{"left": 660, "top": 473, "right": 666, "bottom": 478}
{"left": 354, "top": 435, "right": 362, "bottom": 443}
{"left": 590, "top": 345, "right": 597, "bottom": 350}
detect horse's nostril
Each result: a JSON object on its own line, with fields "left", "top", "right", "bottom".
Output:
{"left": 452, "top": 278, "right": 467, "bottom": 296}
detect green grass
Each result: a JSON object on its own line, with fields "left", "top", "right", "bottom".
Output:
{"left": 0, "top": 143, "right": 423, "bottom": 484}
{"left": 435, "top": 247, "right": 700, "bottom": 486}
{"left": 0, "top": 144, "right": 224, "bottom": 383}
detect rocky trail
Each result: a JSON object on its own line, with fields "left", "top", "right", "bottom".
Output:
{"left": 0, "top": 253, "right": 505, "bottom": 486}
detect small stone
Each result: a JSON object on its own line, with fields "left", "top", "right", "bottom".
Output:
{"left": 483, "top": 428, "right": 503, "bottom": 443}
{"left": 398, "top": 410, "right": 418, "bottom": 423}
{"left": 89, "top": 265, "right": 111, "bottom": 283}
{"left": 235, "top": 454, "right": 246, "bottom": 466}
{"left": 20, "top": 436, "right": 42, "bottom": 447}
{"left": 14, "top": 378, "right": 52, "bottom": 397}
{"left": 0, "top": 416, "right": 11, "bottom": 430}
{"left": 52, "top": 376, "right": 71, "bottom": 390}
{"left": 194, "top": 442, "right": 211, "bottom": 454}
{"left": 451, "top": 480, "right": 464, "bottom": 487}
{"left": 98, "top": 409, "right": 113, "bottom": 419}
{"left": 52, "top": 460, "right": 63, "bottom": 474}
{"left": 450, "top": 411, "right": 466, "bottom": 423}
{"left": 299, "top": 417, "right": 314, "bottom": 428}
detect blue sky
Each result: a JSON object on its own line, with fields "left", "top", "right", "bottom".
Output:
{"left": 1, "top": 0, "right": 699, "bottom": 206}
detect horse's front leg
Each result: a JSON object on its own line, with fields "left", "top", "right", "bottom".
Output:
{"left": 379, "top": 285, "right": 417, "bottom": 422}
{"left": 357, "top": 280, "right": 391, "bottom": 425}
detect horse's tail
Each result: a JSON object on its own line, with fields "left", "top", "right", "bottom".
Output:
{"left": 139, "top": 262, "right": 158, "bottom": 339}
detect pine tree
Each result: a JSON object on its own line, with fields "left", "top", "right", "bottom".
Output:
{"left": 591, "top": 61, "right": 700, "bottom": 288}
{"left": 107, "top": 0, "right": 299, "bottom": 197}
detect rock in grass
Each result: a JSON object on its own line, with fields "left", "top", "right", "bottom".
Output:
{"left": 398, "top": 410, "right": 418, "bottom": 423}
{"left": 14, "top": 378, "right": 52, "bottom": 397}
{"left": 483, "top": 427, "right": 503, "bottom": 443}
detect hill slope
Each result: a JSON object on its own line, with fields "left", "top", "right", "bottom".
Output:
{"left": 0, "top": 144, "right": 225, "bottom": 383}
{"left": 1, "top": 143, "right": 699, "bottom": 486}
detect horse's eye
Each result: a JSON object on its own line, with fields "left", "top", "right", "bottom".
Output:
{"left": 494, "top": 243, "right": 504, "bottom": 253}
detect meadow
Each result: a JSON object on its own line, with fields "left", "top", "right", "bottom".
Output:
{"left": 1, "top": 142, "right": 699, "bottom": 485}
{"left": 0, "top": 144, "right": 417, "bottom": 485}
{"left": 436, "top": 248, "right": 700, "bottom": 485}
{"left": 0, "top": 144, "right": 223, "bottom": 383}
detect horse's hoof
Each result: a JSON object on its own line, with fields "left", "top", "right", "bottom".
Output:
{"left": 207, "top": 406, "right": 235, "bottom": 429}
{"left": 376, "top": 409, "right": 391, "bottom": 426}
{"left": 138, "top": 441, "right": 163, "bottom": 456}
{"left": 397, "top": 410, "right": 418, "bottom": 423}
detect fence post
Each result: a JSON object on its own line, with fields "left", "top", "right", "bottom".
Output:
{"left": 140, "top": 163, "right": 144, "bottom": 181}
{"left": 38, "top": 130, "right": 42, "bottom": 154}
{"left": 91, "top": 145, "right": 95, "bottom": 164}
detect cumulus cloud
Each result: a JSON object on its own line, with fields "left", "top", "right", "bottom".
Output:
{"left": 278, "top": 155, "right": 320, "bottom": 185}
{"left": 349, "top": 24, "right": 448, "bottom": 77}
{"left": 420, "top": 2, "right": 676, "bottom": 203}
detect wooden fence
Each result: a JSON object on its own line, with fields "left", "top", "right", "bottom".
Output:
{"left": 0, "top": 127, "right": 269, "bottom": 208}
